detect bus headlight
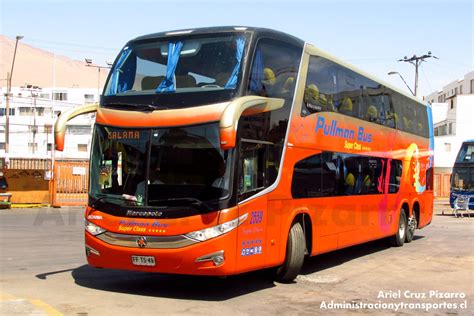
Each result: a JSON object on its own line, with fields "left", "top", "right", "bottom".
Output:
{"left": 85, "top": 220, "right": 107, "bottom": 236}
{"left": 185, "top": 213, "right": 248, "bottom": 242}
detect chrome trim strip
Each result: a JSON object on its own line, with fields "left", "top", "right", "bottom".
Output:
{"left": 96, "top": 232, "right": 198, "bottom": 249}
{"left": 241, "top": 138, "right": 275, "bottom": 145}
{"left": 166, "top": 29, "right": 193, "bottom": 35}
{"left": 195, "top": 250, "right": 225, "bottom": 263}
{"left": 85, "top": 245, "right": 100, "bottom": 256}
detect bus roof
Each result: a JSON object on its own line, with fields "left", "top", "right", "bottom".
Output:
{"left": 131, "top": 26, "right": 426, "bottom": 108}
{"left": 131, "top": 26, "right": 304, "bottom": 47}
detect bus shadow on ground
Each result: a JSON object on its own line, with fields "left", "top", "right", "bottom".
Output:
{"left": 301, "top": 235, "right": 425, "bottom": 276}
{"left": 69, "top": 265, "right": 276, "bottom": 301}
{"left": 37, "top": 235, "right": 424, "bottom": 300}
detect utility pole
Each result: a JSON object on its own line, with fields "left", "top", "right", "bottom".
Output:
{"left": 5, "top": 35, "right": 24, "bottom": 154}
{"left": 398, "top": 52, "right": 438, "bottom": 97}
{"left": 84, "top": 59, "right": 112, "bottom": 101}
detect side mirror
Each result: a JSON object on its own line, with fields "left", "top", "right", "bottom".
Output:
{"left": 219, "top": 96, "right": 284, "bottom": 149}
{"left": 54, "top": 103, "right": 98, "bottom": 151}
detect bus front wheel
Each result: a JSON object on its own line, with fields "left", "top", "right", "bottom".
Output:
{"left": 275, "top": 221, "right": 306, "bottom": 283}
{"left": 389, "top": 209, "right": 407, "bottom": 247}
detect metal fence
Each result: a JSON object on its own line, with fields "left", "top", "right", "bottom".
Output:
{"left": 52, "top": 160, "right": 89, "bottom": 207}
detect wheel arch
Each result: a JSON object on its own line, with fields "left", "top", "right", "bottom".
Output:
{"left": 281, "top": 208, "right": 313, "bottom": 258}
{"left": 293, "top": 212, "right": 313, "bottom": 257}
{"left": 396, "top": 199, "right": 410, "bottom": 220}
{"left": 411, "top": 200, "right": 421, "bottom": 228}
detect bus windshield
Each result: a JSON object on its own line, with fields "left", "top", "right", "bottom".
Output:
{"left": 455, "top": 143, "right": 474, "bottom": 163}
{"left": 104, "top": 34, "right": 246, "bottom": 98}
{"left": 89, "top": 123, "right": 233, "bottom": 208}
{"left": 451, "top": 167, "right": 474, "bottom": 191}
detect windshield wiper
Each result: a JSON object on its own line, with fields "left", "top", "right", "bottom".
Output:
{"left": 453, "top": 187, "right": 472, "bottom": 191}
{"left": 148, "top": 197, "right": 213, "bottom": 211}
{"left": 105, "top": 102, "right": 161, "bottom": 112}
{"left": 91, "top": 194, "right": 109, "bottom": 209}
{"left": 91, "top": 193, "right": 141, "bottom": 209}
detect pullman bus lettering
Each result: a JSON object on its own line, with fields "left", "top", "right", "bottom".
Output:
{"left": 315, "top": 116, "right": 373, "bottom": 143}
{"left": 55, "top": 26, "right": 433, "bottom": 283}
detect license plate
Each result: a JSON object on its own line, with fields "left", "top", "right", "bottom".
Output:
{"left": 131, "top": 255, "right": 156, "bottom": 266}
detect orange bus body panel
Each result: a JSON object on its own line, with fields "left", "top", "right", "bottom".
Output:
{"left": 85, "top": 36, "right": 433, "bottom": 277}
{"left": 272, "top": 111, "right": 433, "bottom": 260}
{"left": 96, "top": 103, "right": 228, "bottom": 128}
{"left": 87, "top": 108, "right": 432, "bottom": 275}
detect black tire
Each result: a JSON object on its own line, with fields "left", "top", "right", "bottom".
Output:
{"left": 405, "top": 210, "right": 417, "bottom": 243}
{"left": 389, "top": 210, "right": 407, "bottom": 247}
{"left": 275, "top": 222, "right": 306, "bottom": 283}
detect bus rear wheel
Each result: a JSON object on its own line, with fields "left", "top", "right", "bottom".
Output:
{"left": 405, "top": 211, "right": 417, "bottom": 243}
{"left": 389, "top": 209, "right": 407, "bottom": 247}
{"left": 275, "top": 221, "right": 306, "bottom": 283}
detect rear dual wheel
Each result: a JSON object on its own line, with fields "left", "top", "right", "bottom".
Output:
{"left": 405, "top": 211, "right": 417, "bottom": 243}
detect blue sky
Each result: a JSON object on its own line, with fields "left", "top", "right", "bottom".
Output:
{"left": 1, "top": 0, "right": 472, "bottom": 98}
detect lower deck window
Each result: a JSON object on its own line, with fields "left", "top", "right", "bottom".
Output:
{"left": 291, "top": 151, "right": 402, "bottom": 198}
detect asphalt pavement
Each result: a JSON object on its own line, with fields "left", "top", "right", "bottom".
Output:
{"left": 0, "top": 203, "right": 472, "bottom": 315}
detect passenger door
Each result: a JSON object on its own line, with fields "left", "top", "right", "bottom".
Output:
{"left": 235, "top": 140, "right": 270, "bottom": 272}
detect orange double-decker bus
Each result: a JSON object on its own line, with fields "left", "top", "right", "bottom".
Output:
{"left": 55, "top": 27, "right": 434, "bottom": 282}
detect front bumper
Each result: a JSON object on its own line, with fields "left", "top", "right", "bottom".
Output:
{"left": 85, "top": 229, "right": 238, "bottom": 276}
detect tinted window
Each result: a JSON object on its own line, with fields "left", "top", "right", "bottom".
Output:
{"left": 292, "top": 151, "right": 388, "bottom": 199}
{"left": 239, "top": 141, "right": 267, "bottom": 198}
{"left": 392, "top": 93, "right": 429, "bottom": 137}
{"left": 248, "top": 38, "right": 301, "bottom": 100}
{"left": 456, "top": 143, "right": 474, "bottom": 163}
{"left": 303, "top": 56, "right": 382, "bottom": 120}
{"left": 89, "top": 126, "right": 150, "bottom": 205}
{"left": 105, "top": 34, "right": 246, "bottom": 96}
{"left": 89, "top": 123, "right": 233, "bottom": 207}
{"left": 239, "top": 38, "right": 302, "bottom": 200}
{"left": 291, "top": 152, "right": 338, "bottom": 198}
{"left": 359, "top": 157, "right": 385, "bottom": 194}
{"left": 451, "top": 167, "right": 474, "bottom": 191}
{"left": 291, "top": 153, "right": 324, "bottom": 198}
{"left": 301, "top": 56, "right": 340, "bottom": 115}
{"left": 426, "top": 166, "right": 433, "bottom": 191}
{"left": 414, "top": 102, "right": 429, "bottom": 137}
{"left": 363, "top": 85, "right": 395, "bottom": 128}
{"left": 301, "top": 56, "right": 432, "bottom": 134}
{"left": 389, "top": 159, "right": 402, "bottom": 193}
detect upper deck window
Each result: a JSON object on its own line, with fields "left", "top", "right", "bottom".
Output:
{"left": 301, "top": 55, "right": 429, "bottom": 138}
{"left": 104, "top": 34, "right": 247, "bottom": 97}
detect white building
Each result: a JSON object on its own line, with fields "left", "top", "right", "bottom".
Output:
{"left": 0, "top": 86, "right": 98, "bottom": 160}
{"left": 425, "top": 71, "right": 474, "bottom": 173}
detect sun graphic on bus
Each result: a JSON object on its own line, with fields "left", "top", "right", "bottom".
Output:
{"left": 406, "top": 143, "right": 426, "bottom": 194}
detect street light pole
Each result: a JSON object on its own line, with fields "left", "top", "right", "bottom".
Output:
{"left": 84, "top": 59, "right": 112, "bottom": 102}
{"left": 5, "top": 35, "right": 24, "bottom": 154}
{"left": 388, "top": 71, "right": 415, "bottom": 96}
{"left": 397, "top": 52, "right": 438, "bottom": 97}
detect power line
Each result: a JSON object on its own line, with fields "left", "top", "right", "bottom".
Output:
{"left": 25, "top": 38, "right": 117, "bottom": 52}
{"left": 22, "top": 43, "right": 116, "bottom": 56}
{"left": 420, "top": 66, "right": 433, "bottom": 96}
{"left": 347, "top": 57, "right": 395, "bottom": 62}
{"left": 398, "top": 52, "right": 439, "bottom": 97}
